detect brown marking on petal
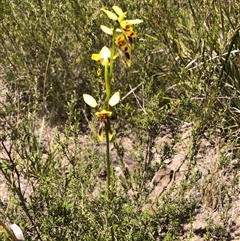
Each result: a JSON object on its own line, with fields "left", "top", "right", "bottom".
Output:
{"left": 98, "top": 125, "right": 103, "bottom": 140}
{"left": 128, "top": 36, "right": 134, "bottom": 44}
{"left": 116, "top": 34, "right": 128, "bottom": 47}
{"left": 125, "top": 52, "right": 131, "bottom": 60}
{"left": 123, "top": 23, "right": 131, "bottom": 31}
{"left": 123, "top": 46, "right": 129, "bottom": 52}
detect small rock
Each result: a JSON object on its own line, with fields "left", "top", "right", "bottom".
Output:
{"left": 9, "top": 224, "right": 25, "bottom": 241}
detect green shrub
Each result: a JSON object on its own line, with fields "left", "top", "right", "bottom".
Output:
{"left": 0, "top": 0, "right": 239, "bottom": 240}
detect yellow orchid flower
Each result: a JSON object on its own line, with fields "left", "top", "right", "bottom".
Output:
{"left": 92, "top": 46, "right": 119, "bottom": 66}
{"left": 82, "top": 92, "right": 120, "bottom": 141}
{"left": 119, "top": 51, "right": 131, "bottom": 67}
{"left": 101, "top": 6, "right": 143, "bottom": 67}
{"left": 115, "top": 34, "right": 132, "bottom": 67}
{"left": 96, "top": 110, "right": 113, "bottom": 141}
{"left": 96, "top": 109, "right": 112, "bottom": 122}
{"left": 92, "top": 46, "right": 111, "bottom": 65}
{"left": 115, "top": 34, "right": 130, "bottom": 52}
{"left": 119, "top": 24, "right": 137, "bottom": 47}
{"left": 118, "top": 21, "right": 142, "bottom": 52}
{"left": 98, "top": 120, "right": 113, "bottom": 142}
{"left": 101, "top": 6, "right": 143, "bottom": 32}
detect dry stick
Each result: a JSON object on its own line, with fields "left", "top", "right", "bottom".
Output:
{"left": 185, "top": 49, "right": 240, "bottom": 70}
{"left": 129, "top": 83, "right": 146, "bottom": 113}
{"left": 0, "top": 220, "right": 18, "bottom": 241}
{"left": 1, "top": 141, "right": 44, "bottom": 241}
{"left": 121, "top": 82, "right": 143, "bottom": 102}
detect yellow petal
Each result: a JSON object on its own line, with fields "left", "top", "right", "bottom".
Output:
{"left": 107, "top": 120, "right": 113, "bottom": 141}
{"left": 83, "top": 94, "right": 98, "bottom": 108}
{"left": 96, "top": 110, "right": 112, "bottom": 120}
{"left": 97, "top": 68, "right": 102, "bottom": 76}
{"left": 101, "top": 8, "right": 118, "bottom": 21}
{"left": 126, "top": 58, "right": 131, "bottom": 67}
{"left": 122, "top": 51, "right": 132, "bottom": 67}
{"left": 112, "top": 6, "right": 127, "bottom": 22}
{"left": 112, "top": 6, "right": 124, "bottom": 16}
{"left": 113, "top": 53, "right": 120, "bottom": 59}
{"left": 116, "top": 28, "right": 122, "bottom": 33}
{"left": 108, "top": 129, "right": 113, "bottom": 141}
{"left": 125, "top": 19, "right": 143, "bottom": 25}
{"left": 109, "top": 91, "right": 120, "bottom": 107}
{"left": 115, "top": 34, "right": 128, "bottom": 48}
{"left": 100, "top": 46, "right": 111, "bottom": 57}
{"left": 99, "top": 46, "right": 111, "bottom": 65}
{"left": 121, "top": 26, "right": 137, "bottom": 39}
{"left": 91, "top": 53, "right": 101, "bottom": 61}
{"left": 100, "top": 25, "right": 113, "bottom": 35}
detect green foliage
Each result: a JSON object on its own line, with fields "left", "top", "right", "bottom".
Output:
{"left": 0, "top": 0, "right": 239, "bottom": 241}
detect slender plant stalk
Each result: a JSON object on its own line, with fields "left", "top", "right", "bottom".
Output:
{"left": 104, "top": 39, "right": 115, "bottom": 240}
{"left": 105, "top": 27, "right": 116, "bottom": 104}
{"left": 105, "top": 65, "right": 111, "bottom": 104}
{"left": 109, "top": 27, "right": 117, "bottom": 80}
{"left": 105, "top": 121, "right": 115, "bottom": 240}
{"left": 105, "top": 120, "right": 111, "bottom": 198}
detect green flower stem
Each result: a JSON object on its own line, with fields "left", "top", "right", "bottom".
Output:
{"left": 109, "top": 27, "right": 117, "bottom": 80}
{"left": 103, "top": 26, "right": 119, "bottom": 241}
{"left": 104, "top": 33, "right": 115, "bottom": 238}
{"left": 105, "top": 26, "right": 116, "bottom": 107}
{"left": 104, "top": 64, "right": 111, "bottom": 106}
{"left": 105, "top": 120, "right": 115, "bottom": 240}
{"left": 105, "top": 120, "right": 111, "bottom": 198}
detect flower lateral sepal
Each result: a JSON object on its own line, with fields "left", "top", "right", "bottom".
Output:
{"left": 108, "top": 91, "right": 120, "bottom": 107}
{"left": 100, "top": 25, "right": 114, "bottom": 36}
{"left": 101, "top": 6, "right": 127, "bottom": 22}
{"left": 83, "top": 94, "right": 98, "bottom": 108}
